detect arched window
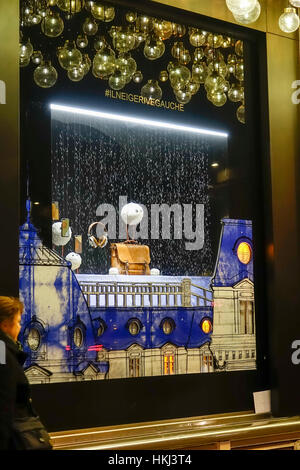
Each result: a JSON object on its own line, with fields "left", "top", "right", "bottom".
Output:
{"left": 28, "top": 328, "right": 41, "bottom": 351}
{"left": 73, "top": 327, "right": 83, "bottom": 347}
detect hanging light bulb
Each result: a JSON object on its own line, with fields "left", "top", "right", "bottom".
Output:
{"left": 171, "top": 42, "right": 184, "bottom": 59}
{"left": 115, "top": 53, "right": 137, "bottom": 83}
{"left": 135, "top": 15, "right": 153, "bottom": 33}
{"left": 109, "top": 69, "right": 126, "bottom": 90}
{"left": 58, "top": 40, "right": 82, "bottom": 70}
{"left": 233, "top": 0, "right": 261, "bottom": 24}
{"left": 205, "top": 71, "right": 227, "bottom": 93}
{"left": 237, "top": 103, "right": 245, "bottom": 123}
{"left": 144, "top": 36, "right": 165, "bottom": 60}
{"left": 34, "top": 60, "right": 58, "bottom": 88}
{"left": 207, "top": 33, "right": 224, "bottom": 48}
{"left": 113, "top": 27, "right": 136, "bottom": 53}
{"left": 159, "top": 70, "right": 168, "bottom": 82}
{"left": 207, "top": 90, "right": 227, "bottom": 107}
{"left": 76, "top": 34, "right": 88, "bottom": 48}
{"left": 169, "top": 64, "right": 191, "bottom": 87}
{"left": 290, "top": 0, "right": 300, "bottom": 7}
{"left": 279, "top": 7, "right": 300, "bottom": 33}
{"left": 192, "top": 62, "right": 208, "bottom": 84}
{"left": 126, "top": 11, "right": 137, "bottom": 23}
{"left": 31, "top": 50, "right": 43, "bottom": 65}
{"left": 235, "top": 40, "right": 244, "bottom": 57}
{"left": 93, "top": 47, "right": 115, "bottom": 79}
{"left": 132, "top": 70, "right": 143, "bottom": 83}
{"left": 226, "top": 0, "right": 257, "bottom": 14}
{"left": 94, "top": 35, "right": 107, "bottom": 51}
{"left": 207, "top": 61, "right": 228, "bottom": 79}
{"left": 228, "top": 82, "right": 244, "bottom": 102}
{"left": 194, "top": 47, "right": 204, "bottom": 61}
{"left": 234, "top": 59, "right": 244, "bottom": 81}
{"left": 175, "top": 87, "right": 192, "bottom": 104}
{"left": 20, "top": 56, "right": 31, "bottom": 67}
{"left": 68, "top": 64, "right": 85, "bottom": 81}
{"left": 172, "top": 23, "right": 186, "bottom": 37}
{"left": 141, "top": 80, "right": 162, "bottom": 100}
{"left": 91, "top": 3, "right": 115, "bottom": 22}
{"left": 187, "top": 81, "right": 200, "bottom": 95}
{"left": 41, "top": 10, "right": 64, "bottom": 37}
{"left": 179, "top": 49, "right": 191, "bottom": 65}
{"left": 82, "top": 17, "right": 98, "bottom": 35}
{"left": 20, "top": 38, "right": 34, "bottom": 60}
{"left": 57, "top": 0, "right": 83, "bottom": 13}
{"left": 153, "top": 20, "right": 173, "bottom": 40}
{"left": 189, "top": 29, "right": 207, "bottom": 47}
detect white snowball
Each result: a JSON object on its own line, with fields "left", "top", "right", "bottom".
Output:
{"left": 52, "top": 222, "right": 72, "bottom": 246}
{"left": 121, "top": 203, "right": 143, "bottom": 226}
{"left": 150, "top": 268, "right": 160, "bottom": 276}
{"left": 65, "top": 252, "right": 82, "bottom": 271}
{"left": 109, "top": 267, "right": 120, "bottom": 275}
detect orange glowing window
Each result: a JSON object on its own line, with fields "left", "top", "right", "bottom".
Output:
{"left": 201, "top": 319, "right": 212, "bottom": 334}
{"left": 164, "top": 355, "right": 175, "bottom": 375}
{"left": 237, "top": 242, "right": 252, "bottom": 264}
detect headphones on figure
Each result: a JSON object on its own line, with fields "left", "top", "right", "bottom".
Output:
{"left": 88, "top": 222, "right": 108, "bottom": 249}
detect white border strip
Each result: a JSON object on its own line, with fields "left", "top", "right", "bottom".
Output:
{"left": 50, "top": 103, "right": 228, "bottom": 138}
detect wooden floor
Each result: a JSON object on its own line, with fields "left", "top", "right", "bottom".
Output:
{"left": 49, "top": 411, "right": 300, "bottom": 450}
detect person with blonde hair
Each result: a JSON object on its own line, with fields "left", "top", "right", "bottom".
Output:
{"left": 0, "top": 296, "right": 52, "bottom": 450}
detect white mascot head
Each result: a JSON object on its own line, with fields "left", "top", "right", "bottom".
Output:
{"left": 121, "top": 203, "right": 144, "bottom": 226}
{"left": 65, "top": 252, "right": 82, "bottom": 271}
{"left": 52, "top": 222, "right": 72, "bottom": 246}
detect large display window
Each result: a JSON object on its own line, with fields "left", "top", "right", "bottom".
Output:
{"left": 19, "top": 0, "right": 270, "bottom": 429}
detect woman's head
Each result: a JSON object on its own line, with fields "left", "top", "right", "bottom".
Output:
{"left": 0, "top": 297, "right": 24, "bottom": 341}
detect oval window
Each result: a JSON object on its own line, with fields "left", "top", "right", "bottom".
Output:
{"left": 28, "top": 328, "right": 40, "bottom": 351}
{"left": 73, "top": 327, "right": 83, "bottom": 347}
{"left": 201, "top": 319, "right": 212, "bottom": 334}
{"left": 129, "top": 320, "right": 140, "bottom": 336}
{"left": 97, "top": 322, "right": 105, "bottom": 337}
{"left": 162, "top": 319, "right": 174, "bottom": 335}
{"left": 237, "top": 242, "right": 252, "bottom": 265}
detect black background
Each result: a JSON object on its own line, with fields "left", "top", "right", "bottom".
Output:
{"left": 20, "top": 0, "right": 272, "bottom": 428}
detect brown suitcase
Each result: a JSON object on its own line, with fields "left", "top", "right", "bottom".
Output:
{"left": 110, "top": 243, "right": 150, "bottom": 275}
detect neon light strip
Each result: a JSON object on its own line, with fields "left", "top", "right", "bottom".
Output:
{"left": 50, "top": 103, "right": 228, "bottom": 138}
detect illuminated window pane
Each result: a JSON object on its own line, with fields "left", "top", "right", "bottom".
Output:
{"left": 162, "top": 319, "right": 174, "bottom": 335}
{"left": 129, "top": 320, "right": 140, "bottom": 336}
{"left": 164, "top": 355, "right": 175, "bottom": 375}
{"left": 201, "top": 319, "right": 212, "bottom": 334}
{"left": 28, "top": 328, "right": 40, "bottom": 351}
{"left": 237, "top": 242, "right": 252, "bottom": 264}
{"left": 74, "top": 327, "right": 83, "bottom": 347}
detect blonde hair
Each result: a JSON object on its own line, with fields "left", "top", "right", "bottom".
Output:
{"left": 0, "top": 296, "right": 24, "bottom": 324}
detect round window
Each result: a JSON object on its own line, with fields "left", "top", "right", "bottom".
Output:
{"left": 162, "top": 319, "right": 174, "bottom": 335}
{"left": 237, "top": 241, "right": 252, "bottom": 264}
{"left": 73, "top": 327, "right": 83, "bottom": 347}
{"left": 28, "top": 328, "right": 40, "bottom": 351}
{"left": 201, "top": 318, "right": 212, "bottom": 334}
{"left": 129, "top": 320, "right": 140, "bottom": 336}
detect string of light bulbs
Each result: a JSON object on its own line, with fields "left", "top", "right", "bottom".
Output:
{"left": 226, "top": 0, "right": 300, "bottom": 33}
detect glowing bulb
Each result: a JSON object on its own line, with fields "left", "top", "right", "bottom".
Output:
{"left": 34, "top": 61, "right": 58, "bottom": 88}
{"left": 234, "top": 0, "right": 261, "bottom": 24}
{"left": 279, "top": 7, "right": 300, "bottom": 33}
{"left": 226, "top": 0, "right": 257, "bottom": 14}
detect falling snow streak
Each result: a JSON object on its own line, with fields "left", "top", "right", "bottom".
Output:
{"left": 51, "top": 111, "right": 228, "bottom": 275}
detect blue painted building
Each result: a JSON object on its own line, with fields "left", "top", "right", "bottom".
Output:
{"left": 19, "top": 211, "right": 256, "bottom": 382}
